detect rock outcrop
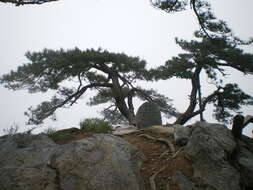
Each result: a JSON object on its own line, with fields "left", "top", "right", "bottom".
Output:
{"left": 173, "top": 122, "right": 253, "bottom": 190}
{"left": 1, "top": 121, "right": 253, "bottom": 190}
{"left": 135, "top": 101, "right": 162, "bottom": 129}
{"left": 0, "top": 133, "right": 145, "bottom": 190}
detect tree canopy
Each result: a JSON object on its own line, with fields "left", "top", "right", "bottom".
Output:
{"left": 150, "top": 32, "right": 253, "bottom": 124}
{"left": 0, "top": 48, "right": 178, "bottom": 125}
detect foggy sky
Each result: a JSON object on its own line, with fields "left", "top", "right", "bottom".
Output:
{"left": 0, "top": 0, "right": 252, "bottom": 136}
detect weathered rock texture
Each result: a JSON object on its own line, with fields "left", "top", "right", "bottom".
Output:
{"left": 135, "top": 101, "right": 162, "bottom": 129}
{"left": 180, "top": 123, "right": 253, "bottom": 190}
{"left": 173, "top": 124, "right": 190, "bottom": 146}
{"left": 236, "top": 136, "right": 253, "bottom": 188}
{"left": 0, "top": 133, "right": 145, "bottom": 190}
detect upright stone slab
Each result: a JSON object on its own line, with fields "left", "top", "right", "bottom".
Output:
{"left": 135, "top": 101, "right": 162, "bottom": 129}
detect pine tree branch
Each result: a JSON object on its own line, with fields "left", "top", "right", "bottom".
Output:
{"left": 190, "top": 0, "right": 212, "bottom": 39}
{"left": 104, "top": 104, "right": 116, "bottom": 112}
{"left": 0, "top": 0, "right": 58, "bottom": 6}
{"left": 69, "top": 82, "right": 113, "bottom": 106}
{"left": 27, "top": 82, "right": 114, "bottom": 124}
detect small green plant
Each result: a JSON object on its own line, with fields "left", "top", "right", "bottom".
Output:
{"left": 80, "top": 118, "right": 112, "bottom": 133}
{"left": 44, "top": 127, "right": 57, "bottom": 137}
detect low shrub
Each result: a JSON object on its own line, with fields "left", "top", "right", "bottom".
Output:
{"left": 44, "top": 127, "right": 72, "bottom": 141}
{"left": 80, "top": 118, "right": 112, "bottom": 133}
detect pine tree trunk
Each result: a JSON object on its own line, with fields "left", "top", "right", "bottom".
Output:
{"left": 174, "top": 66, "right": 202, "bottom": 125}
{"left": 197, "top": 77, "right": 204, "bottom": 121}
{"left": 111, "top": 76, "right": 136, "bottom": 125}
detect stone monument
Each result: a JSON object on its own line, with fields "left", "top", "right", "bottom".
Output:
{"left": 135, "top": 101, "right": 162, "bottom": 129}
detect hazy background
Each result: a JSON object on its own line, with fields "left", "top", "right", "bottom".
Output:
{"left": 0, "top": 0, "right": 252, "bottom": 136}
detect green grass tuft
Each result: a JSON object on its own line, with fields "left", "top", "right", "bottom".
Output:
{"left": 80, "top": 118, "right": 112, "bottom": 133}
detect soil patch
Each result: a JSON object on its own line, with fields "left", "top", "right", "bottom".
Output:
{"left": 123, "top": 133, "right": 193, "bottom": 190}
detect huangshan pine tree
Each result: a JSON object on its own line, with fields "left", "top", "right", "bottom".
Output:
{"left": 150, "top": 32, "right": 253, "bottom": 125}
{"left": 0, "top": 48, "right": 178, "bottom": 125}
{"left": 149, "top": 0, "right": 253, "bottom": 124}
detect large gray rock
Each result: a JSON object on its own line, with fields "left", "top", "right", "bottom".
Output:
{"left": 171, "top": 122, "right": 253, "bottom": 190}
{"left": 184, "top": 123, "right": 240, "bottom": 190}
{"left": 135, "top": 101, "right": 162, "bottom": 129}
{"left": 0, "top": 133, "right": 145, "bottom": 190}
{"left": 0, "top": 134, "right": 58, "bottom": 190}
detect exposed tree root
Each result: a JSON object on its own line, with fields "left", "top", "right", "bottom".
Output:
{"left": 149, "top": 165, "right": 169, "bottom": 190}
{"left": 160, "top": 149, "right": 171, "bottom": 158}
{"left": 146, "top": 137, "right": 184, "bottom": 190}
{"left": 168, "top": 146, "right": 184, "bottom": 160}
{"left": 138, "top": 134, "right": 175, "bottom": 153}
